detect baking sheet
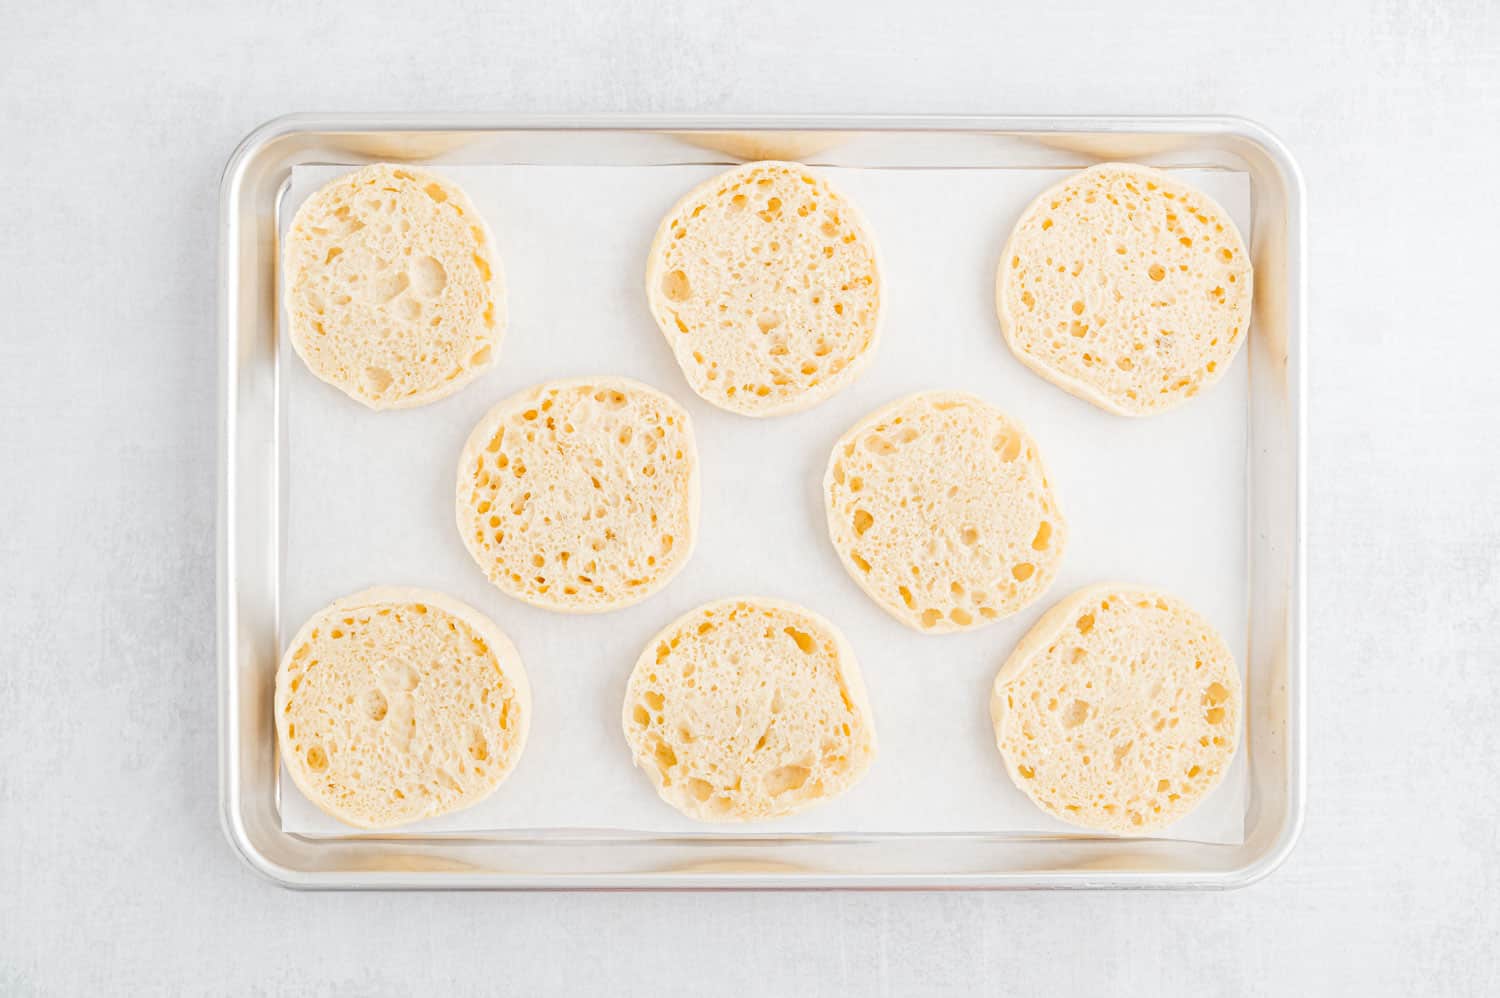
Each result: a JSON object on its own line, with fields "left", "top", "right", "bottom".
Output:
{"left": 277, "top": 162, "right": 1251, "bottom": 844}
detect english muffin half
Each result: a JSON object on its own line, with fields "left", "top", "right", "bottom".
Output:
{"left": 275, "top": 587, "right": 530, "bottom": 829}
{"left": 282, "top": 163, "right": 503, "bottom": 409}
{"left": 825, "top": 391, "right": 1066, "bottom": 632}
{"left": 456, "top": 377, "right": 699, "bottom": 612}
{"left": 991, "top": 584, "right": 1241, "bottom": 834}
{"left": 997, "top": 163, "right": 1252, "bottom": 416}
{"left": 623, "top": 597, "right": 876, "bottom": 821}
{"left": 646, "top": 161, "right": 883, "bottom": 416}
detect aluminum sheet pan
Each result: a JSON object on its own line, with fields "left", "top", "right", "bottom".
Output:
{"left": 218, "top": 114, "right": 1305, "bottom": 890}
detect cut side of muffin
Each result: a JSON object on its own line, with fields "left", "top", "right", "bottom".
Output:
{"left": 274, "top": 587, "right": 530, "bottom": 830}
{"left": 990, "top": 584, "right": 1241, "bottom": 834}
{"left": 622, "top": 597, "right": 877, "bottom": 821}
{"left": 825, "top": 391, "right": 1066, "bottom": 632}
{"left": 456, "top": 377, "right": 699, "bottom": 613}
{"left": 646, "top": 161, "right": 883, "bottom": 417}
{"left": 996, "top": 162, "right": 1252, "bottom": 416}
{"left": 282, "top": 163, "right": 504, "bottom": 409}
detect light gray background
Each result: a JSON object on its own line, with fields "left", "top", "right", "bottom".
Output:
{"left": 1, "top": 0, "right": 1495, "bottom": 994}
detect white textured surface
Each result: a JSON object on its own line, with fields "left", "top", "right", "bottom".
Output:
{"left": 2, "top": 0, "right": 1498, "bottom": 994}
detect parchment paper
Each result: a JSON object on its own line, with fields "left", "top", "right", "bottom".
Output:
{"left": 277, "top": 162, "right": 1251, "bottom": 843}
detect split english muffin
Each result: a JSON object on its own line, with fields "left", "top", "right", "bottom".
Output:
{"left": 282, "top": 163, "right": 503, "bottom": 409}
{"left": 456, "top": 377, "right": 699, "bottom": 612}
{"left": 623, "top": 597, "right": 876, "bottom": 821}
{"left": 275, "top": 587, "right": 530, "bottom": 829}
{"left": 990, "top": 584, "right": 1241, "bottom": 834}
{"left": 825, "top": 391, "right": 1066, "bottom": 632}
{"left": 996, "top": 162, "right": 1252, "bottom": 416}
{"left": 646, "top": 161, "right": 883, "bottom": 417}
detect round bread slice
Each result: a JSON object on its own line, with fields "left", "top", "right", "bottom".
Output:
{"left": 456, "top": 376, "right": 699, "bottom": 613}
{"left": 990, "top": 584, "right": 1241, "bottom": 834}
{"left": 996, "top": 163, "right": 1253, "bottom": 416}
{"left": 622, "top": 597, "right": 877, "bottom": 822}
{"left": 824, "top": 391, "right": 1066, "bottom": 633}
{"left": 282, "top": 163, "right": 504, "bottom": 409}
{"left": 645, "top": 161, "right": 883, "bottom": 417}
{"left": 274, "top": 587, "right": 531, "bottom": 830}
